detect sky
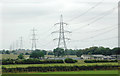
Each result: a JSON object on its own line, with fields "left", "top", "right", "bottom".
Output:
{"left": 0, "top": 0, "right": 119, "bottom": 50}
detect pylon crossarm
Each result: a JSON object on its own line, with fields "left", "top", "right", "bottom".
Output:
{"left": 51, "top": 31, "right": 60, "bottom": 34}
{"left": 64, "top": 30, "right": 72, "bottom": 33}
{"left": 63, "top": 22, "right": 68, "bottom": 25}
{"left": 53, "top": 38, "right": 59, "bottom": 41}
{"left": 54, "top": 23, "right": 60, "bottom": 26}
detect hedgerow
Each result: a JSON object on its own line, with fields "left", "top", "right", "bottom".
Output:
{"left": 2, "top": 65, "right": 119, "bottom": 73}
{"left": 84, "top": 60, "right": 118, "bottom": 63}
{"left": 2, "top": 59, "right": 64, "bottom": 65}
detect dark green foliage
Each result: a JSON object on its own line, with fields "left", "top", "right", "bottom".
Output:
{"left": 25, "top": 52, "right": 30, "bottom": 55}
{"left": 1, "top": 50, "right": 10, "bottom": 54}
{"left": 30, "top": 49, "right": 44, "bottom": 59}
{"left": 53, "top": 48, "right": 65, "bottom": 57}
{"left": 65, "top": 58, "right": 77, "bottom": 63}
{"left": 52, "top": 47, "right": 120, "bottom": 57}
{"left": 18, "top": 54, "right": 24, "bottom": 59}
{"left": 48, "top": 52, "right": 54, "bottom": 55}
{"left": 112, "top": 47, "right": 120, "bottom": 55}
{"left": 76, "top": 47, "right": 120, "bottom": 57}
{"left": 5, "top": 50, "right": 10, "bottom": 54}
{"left": 2, "top": 65, "right": 118, "bottom": 73}
{"left": 42, "top": 50, "right": 47, "bottom": 55}
{"left": 2, "top": 59, "right": 64, "bottom": 65}
{"left": 84, "top": 60, "right": 118, "bottom": 63}
{"left": 2, "top": 59, "right": 15, "bottom": 65}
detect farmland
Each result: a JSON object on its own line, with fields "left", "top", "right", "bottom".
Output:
{"left": 2, "top": 62, "right": 118, "bottom": 68}
{"left": 1, "top": 54, "right": 29, "bottom": 59}
{"left": 3, "top": 70, "right": 119, "bottom": 74}
{"left": 1, "top": 54, "right": 77, "bottom": 59}
{"left": 1, "top": 54, "right": 119, "bottom": 74}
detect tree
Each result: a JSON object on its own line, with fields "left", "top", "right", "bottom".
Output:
{"left": 5, "top": 50, "right": 10, "bottom": 54}
{"left": 18, "top": 54, "right": 24, "bottom": 59}
{"left": 112, "top": 47, "right": 120, "bottom": 55}
{"left": 2, "top": 50, "right": 6, "bottom": 54}
{"left": 30, "top": 49, "right": 44, "bottom": 59}
{"left": 25, "top": 52, "right": 29, "bottom": 55}
{"left": 48, "top": 52, "right": 54, "bottom": 55}
{"left": 76, "top": 49, "right": 83, "bottom": 57}
{"left": 53, "top": 48, "right": 65, "bottom": 57}
{"left": 42, "top": 50, "right": 47, "bottom": 55}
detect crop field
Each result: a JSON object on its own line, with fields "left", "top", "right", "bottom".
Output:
{"left": 2, "top": 62, "right": 118, "bottom": 68}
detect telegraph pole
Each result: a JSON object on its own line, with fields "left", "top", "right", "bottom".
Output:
{"left": 52, "top": 15, "right": 71, "bottom": 57}
{"left": 31, "top": 28, "right": 37, "bottom": 51}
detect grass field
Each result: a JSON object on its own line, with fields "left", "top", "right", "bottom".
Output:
{"left": 1, "top": 54, "right": 29, "bottom": 59}
{"left": 1, "top": 54, "right": 77, "bottom": 59}
{"left": 2, "top": 62, "right": 118, "bottom": 68}
{"left": 3, "top": 70, "right": 119, "bottom": 74}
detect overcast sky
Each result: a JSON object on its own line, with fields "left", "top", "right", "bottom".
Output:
{"left": 0, "top": 0, "right": 119, "bottom": 50}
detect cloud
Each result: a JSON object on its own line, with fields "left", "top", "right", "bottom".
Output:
{"left": 0, "top": 0, "right": 118, "bottom": 50}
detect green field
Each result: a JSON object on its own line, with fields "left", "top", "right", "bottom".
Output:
{"left": 3, "top": 62, "right": 118, "bottom": 68}
{"left": 3, "top": 70, "right": 119, "bottom": 74}
{"left": 1, "top": 54, "right": 77, "bottom": 59}
{"left": 19, "top": 70, "right": 120, "bottom": 74}
{"left": 1, "top": 54, "right": 29, "bottom": 59}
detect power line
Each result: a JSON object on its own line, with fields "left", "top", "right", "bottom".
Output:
{"left": 71, "top": 26, "right": 117, "bottom": 42}
{"left": 37, "top": 25, "right": 55, "bottom": 41}
{"left": 72, "top": 6, "right": 117, "bottom": 25}
{"left": 71, "top": 36, "right": 118, "bottom": 43}
{"left": 67, "top": 0, "right": 104, "bottom": 22}
{"left": 71, "top": 6, "right": 117, "bottom": 32}
{"left": 39, "top": 40, "right": 53, "bottom": 47}
{"left": 73, "top": 24, "right": 117, "bottom": 34}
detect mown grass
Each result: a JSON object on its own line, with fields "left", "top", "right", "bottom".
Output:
{"left": 2, "top": 62, "right": 118, "bottom": 68}
{"left": 3, "top": 70, "right": 119, "bottom": 74}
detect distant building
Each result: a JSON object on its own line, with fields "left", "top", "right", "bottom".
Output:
{"left": 81, "top": 55, "right": 94, "bottom": 59}
{"left": 81, "top": 54, "right": 117, "bottom": 60}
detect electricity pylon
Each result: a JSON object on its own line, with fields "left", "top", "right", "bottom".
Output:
{"left": 31, "top": 28, "right": 37, "bottom": 51}
{"left": 20, "top": 36, "right": 23, "bottom": 50}
{"left": 52, "top": 15, "right": 71, "bottom": 57}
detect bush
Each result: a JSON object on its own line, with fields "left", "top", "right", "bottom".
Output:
{"left": 65, "top": 58, "right": 77, "bottom": 63}
{"left": 18, "top": 54, "right": 24, "bottom": 59}
{"left": 30, "top": 50, "right": 44, "bottom": 59}
{"left": 2, "top": 65, "right": 118, "bottom": 73}
{"left": 2, "top": 59, "right": 15, "bottom": 65}
{"left": 2, "top": 59, "right": 64, "bottom": 65}
{"left": 84, "top": 60, "right": 118, "bottom": 63}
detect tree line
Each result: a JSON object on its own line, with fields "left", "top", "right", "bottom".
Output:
{"left": 1, "top": 46, "right": 120, "bottom": 58}
{"left": 53, "top": 46, "right": 120, "bottom": 57}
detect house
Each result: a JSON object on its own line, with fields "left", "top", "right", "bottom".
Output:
{"left": 81, "top": 55, "right": 94, "bottom": 59}
{"left": 92, "top": 55, "right": 105, "bottom": 60}
{"left": 81, "top": 54, "right": 115, "bottom": 60}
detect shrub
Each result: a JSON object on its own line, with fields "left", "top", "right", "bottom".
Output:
{"left": 18, "top": 54, "right": 24, "bottom": 59}
{"left": 2, "top": 65, "right": 118, "bottom": 73}
{"left": 65, "top": 58, "right": 77, "bottom": 63}
{"left": 2, "top": 59, "right": 64, "bottom": 65}
{"left": 84, "top": 60, "right": 118, "bottom": 63}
